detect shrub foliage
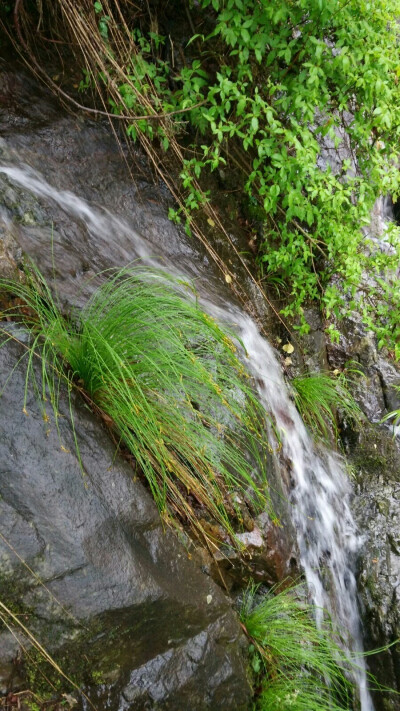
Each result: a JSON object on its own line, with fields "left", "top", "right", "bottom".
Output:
{"left": 12, "top": 0, "right": 400, "bottom": 354}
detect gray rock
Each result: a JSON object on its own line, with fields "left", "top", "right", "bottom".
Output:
{"left": 0, "top": 330, "right": 251, "bottom": 710}
{"left": 351, "top": 425, "right": 400, "bottom": 710}
{"left": 377, "top": 358, "right": 400, "bottom": 413}
{"left": 0, "top": 213, "right": 21, "bottom": 280}
{"left": 326, "top": 314, "right": 400, "bottom": 709}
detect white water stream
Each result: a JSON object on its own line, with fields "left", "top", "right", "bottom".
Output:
{"left": 229, "top": 310, "right": 373, "bottom": 711}
{"left": 0, "top": 163, "right": 374, "bottom": 710}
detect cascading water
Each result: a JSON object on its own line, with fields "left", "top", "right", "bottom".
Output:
{"left": 0, "top": 162, "right": 374, "bottom": 709}
{"left": 0, "top": 164, "right": 151, "bottom": 264}
{"left": 221, "top": 308, "right": 374, "bottom": 711}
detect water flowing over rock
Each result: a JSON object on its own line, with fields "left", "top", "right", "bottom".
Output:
{"left": 0, "top": 61, "right": 291, "bottom": 710}
{"left": 1, "top": 57, "right": 400, "bottom": 711}
{"left": 216, "top": 307, "right": 376, "bottom": 711}
{"left": 297, "top": 302, "right": 400, "bottom": 710}
{"left": 326, "top": 315, "right": 400, "bottom": 710}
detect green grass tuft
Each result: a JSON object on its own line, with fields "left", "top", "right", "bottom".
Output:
{"left": 291, "top": 371, "right": 363, "bottom": 442}
{"left": 0, "top": 262, "right": 275, "bottom": 546}
{"left": 241, "top": 584, "right": 354, "bottom": 711}
{"left": 380, "top": 385, "right": 400, "bottom": 434}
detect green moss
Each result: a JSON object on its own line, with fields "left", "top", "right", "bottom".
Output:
{"left": 352, "top": 424, "right": 400, "bottom": 484}
{"left": 0, "top": 573, "right": 34, "bottom": 633}
{"left": 22, "top": 621, "right": 109, "bottom": 701}
{"left": 24, "top": 648, "right": 65, "bottom": 700}
{"left": 362, "top": 573, "right": 380, "bottom": 601}
{"left": 0, "top": 589, "right": 111, "bottom": 703}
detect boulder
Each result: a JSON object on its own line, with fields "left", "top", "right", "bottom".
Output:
{"left": 352, "top": 424, "right": 400, "bottom": 711}
{"left": 0, "top": 330, "right": 251, "bottom": 710}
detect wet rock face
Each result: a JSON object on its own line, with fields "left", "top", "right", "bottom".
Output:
{"left": 0, "top": 62, "right": 214, "bottom": 307}
{"left": 0, "top": 59, "right": 300, "bottom": 710}
{"left": 193, "top": 513, "right": 298, "bottom": 594}
{"left": 324, "top": 316, "right": 400, "bottom": 710}
{"left": 0, "top": 331, "right": 251, "bottom": 710}
{"left": 349, "top": 419, "right": 400, "bottom": 710}
{"left": 292, "top": 304, "right": 400, "bottom": 709}
{"left": 326, "top": 314, "right": 400, "bottom": 424}
{"left": 351, "top": 432, "right": 400, "bottom": 711}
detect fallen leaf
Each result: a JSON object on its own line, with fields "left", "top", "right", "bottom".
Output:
{"left": 207, "top": 217, "right": 215, "bottom": 227}
{"left": 206, "top": 594, "right": 212, "bottom": 604}
{"left": 284, "top": 357, "right": 293, "bottom": 366}
{"left": 332, "top": 368, "right": 340, "bottom": 375}
{"left": 282, "top": 343, "right": 294, "bottom": 354}
{"left": 225, "top": 273, "right": 232, "bottom": 284}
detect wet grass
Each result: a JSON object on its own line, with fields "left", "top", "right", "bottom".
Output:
{"left": 241, "top": 584, "right": 356, "bottom": 711}
{"left": 381, "top": 385, "right": 400, "bottom": 434}
{"left": 0, "top": 262, "right": 274, "bottom": 546}
{"left": 291, "top": 371, "right": 363, "bottom": 443}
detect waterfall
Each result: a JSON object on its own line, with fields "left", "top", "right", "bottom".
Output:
{"left": 0, "top": 162, "right": 374, "bottom": 709}
{"left": 218, "top": 307, "right": 374, "bottom": 711}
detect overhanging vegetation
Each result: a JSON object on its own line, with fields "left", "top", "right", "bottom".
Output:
{"left": 5, "top": 0, "right": 400, "bottom": 354}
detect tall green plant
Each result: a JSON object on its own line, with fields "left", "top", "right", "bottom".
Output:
{"left": 0, "top": 263, "right": 275, "bottom": 545}
{"left": 291, "top": 371, "right": 363, "bottom": 442}
{"left": 241, "top": 584, "right": 354, "bottom": 711}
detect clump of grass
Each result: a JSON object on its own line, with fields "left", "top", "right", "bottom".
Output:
{"left": 0, "top": 262, "right": 274, "bottom": 546}
{"left": 291, "top": 371, "right": 363, "bottom": 442}
{"left": 240, "top": 584, "right": 354, "bottom": 711}
{"left": 380, "top": 386, "right": 400, "bottom": 434}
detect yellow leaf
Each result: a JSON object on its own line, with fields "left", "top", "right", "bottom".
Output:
{"left": 225, "top": 273, "right": 232, "bottom": 284}
{"left": 207, "top": 217, "right": 215, "bottom": 227}
{"left": 284, "top": 357, "right": 293, "bottom": 366}
{"left": 282, "top": 343, "right": 294, "bottom": 354}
